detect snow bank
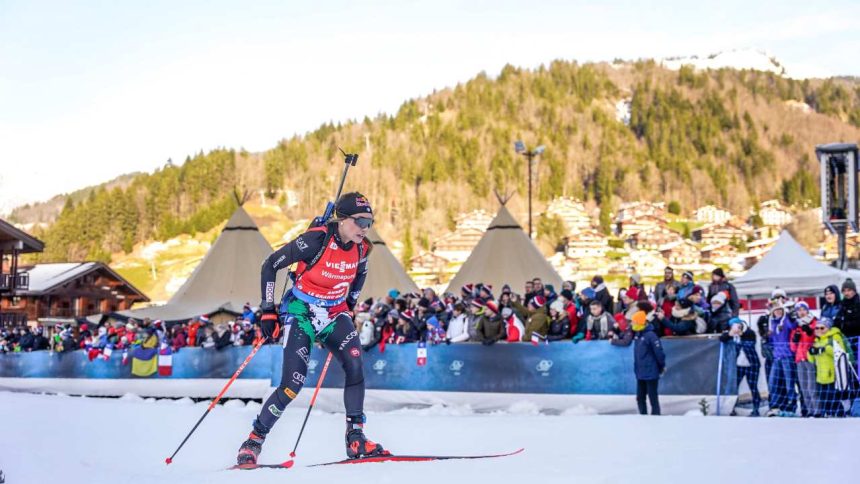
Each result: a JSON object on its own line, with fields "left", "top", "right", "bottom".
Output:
{"left": 1, "top": 391, "right": 856, "bottom": 484}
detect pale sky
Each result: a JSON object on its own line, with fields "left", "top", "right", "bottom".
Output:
{"left": 1, "top": 0, "right": 858, "bottom": 214}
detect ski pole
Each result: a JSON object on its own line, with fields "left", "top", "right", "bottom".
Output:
{"left": 281, "top": 351, "right": 334, "bottom": 469}
{"left": 165, "top": 339, "right": 267, "bottom": 464}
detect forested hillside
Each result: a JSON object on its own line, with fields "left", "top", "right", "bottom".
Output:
{"left": 18, "top": 60, "right": 860, "bottom": 263}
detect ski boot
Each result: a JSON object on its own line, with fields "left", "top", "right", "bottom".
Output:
{"left": 345, "top": 414, "right": 389, "bottom": 459}
{"left": 236, "top": 431, "right": 266, "bottom": 465}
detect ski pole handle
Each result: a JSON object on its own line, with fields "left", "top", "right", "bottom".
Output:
{"left": 165, "top": 339, "right": 267, "bottom": 465}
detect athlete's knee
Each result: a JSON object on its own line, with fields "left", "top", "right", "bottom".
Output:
{"left": 276, "top": 371, "right": 307, "bottom": 404}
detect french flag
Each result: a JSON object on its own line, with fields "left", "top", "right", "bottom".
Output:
{"left": 531, "top": 332, "right": 546, "bottom": 346}
{"left": 416, "top": 341, "right": 427, "bottom": 366}
{"left": 158, "top": 343, "right": 173, "bottom": 377}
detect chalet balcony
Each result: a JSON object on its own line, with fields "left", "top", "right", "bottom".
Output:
{"left": 37, "top": 307, "right": 90, "bottom": 319}
{"left": 0, "top": 312, "right": 27, "bottom": 326}
{"left": 0, "top": 271, "right": 29, "bottom": 292}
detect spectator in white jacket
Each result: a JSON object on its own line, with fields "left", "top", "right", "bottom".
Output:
{"left": 446, "top": 303, "right": 471, "bottom": 343}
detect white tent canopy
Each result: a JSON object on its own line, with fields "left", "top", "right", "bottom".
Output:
{"left": 445, "top": 205, "right": 562, "bottom": 294}
{"left": 117, "top": 206, "right": 288, "bottom": 322}
{"left": 732, "top": 230, "right": 845, "bottom": 298}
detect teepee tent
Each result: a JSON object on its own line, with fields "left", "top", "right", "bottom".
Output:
{"left": 117, "top": 206, "right": 287, "bottom": 323}
{"left": 445, "top": 204, "right": 562, "bottom": 294}
{"left": 732, "top": 230, "right": 845, "bottom": 298}
{"left": 359, "top": 228, "right": 420, "bottom": 300}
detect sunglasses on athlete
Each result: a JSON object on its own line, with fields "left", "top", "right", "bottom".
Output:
{"left": 348, "top": 216, "right": 374, "bottom": 229}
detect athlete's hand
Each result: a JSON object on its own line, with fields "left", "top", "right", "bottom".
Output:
{"left": 260, "top": 310, "right": 281, "bottom": 342}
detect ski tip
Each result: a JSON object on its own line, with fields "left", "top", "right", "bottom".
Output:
{"left": 165, "top": 457, "right": 172, "bottom": 465}
{"left": 281, "top": 460, "right": 295, "bottom": 468}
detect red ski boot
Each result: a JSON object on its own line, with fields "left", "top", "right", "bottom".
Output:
{"left": 345, "top": 414, "right": 389, "bottom": 459}
{"left": 236, "top": 431, "right": 265, "bottom": 465}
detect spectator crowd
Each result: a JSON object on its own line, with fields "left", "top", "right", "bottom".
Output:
{"left": 2, "top": 268, "right": 858, "bottom": 418}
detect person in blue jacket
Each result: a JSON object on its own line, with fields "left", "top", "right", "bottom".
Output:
{"left": 820, "top": 285, "right": 841, "bottom": 322}
{"left": 612, "top": 309, "right": 666, "bottom": 415}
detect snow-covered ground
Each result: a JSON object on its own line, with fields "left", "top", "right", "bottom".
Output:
{"left": 1, "top": 391, "right": 856, "bottom": 484}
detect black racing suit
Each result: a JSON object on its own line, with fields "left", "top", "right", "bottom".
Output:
{"left": 253, "top": 222, "right": 369, "bottom": 434}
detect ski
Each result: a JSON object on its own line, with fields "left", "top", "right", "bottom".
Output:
{"left": 228, "top": 448, "right": 524, "bottom": 470}
{"left": 308, "top": 447, "right": 524, "bottom": 466}
{"left": 228, "top": 461, "right": 294, "bottom": 470}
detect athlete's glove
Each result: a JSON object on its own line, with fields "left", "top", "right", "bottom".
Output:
{"left": 260, "top": 309, "right": 281, "bottom": 342}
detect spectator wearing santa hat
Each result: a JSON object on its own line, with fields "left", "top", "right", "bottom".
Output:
{"left": 515, "top": 295, "right": 549, "bottom": 342}
{"left": 475, "top": 301, "right": 503, "bottom": 345}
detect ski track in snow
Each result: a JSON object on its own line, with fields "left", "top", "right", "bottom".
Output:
{"left": 0, "top": 391, "right": 856, "bottom": 484}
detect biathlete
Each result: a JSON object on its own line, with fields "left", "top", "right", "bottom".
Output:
{"left": 236, "top": 192, "right": 386, "bottom": 464}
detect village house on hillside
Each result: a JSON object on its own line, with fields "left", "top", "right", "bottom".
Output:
{"left": 756, "top": 199, "right": 793, "bottom": 227}
{"left": 545, "top": 197, "right": 593, "bottom": 234}
{"left": 615, "top": 201, "right": 667, "bottom": 222}
{"left": 431, "top": 227, "right": 485, "bottom": 264}
{"left": 565, "top": 229, "right": 609, "bottom": 258}
{"left": 454, "top": 209, "right": 493, "bottom": 231}
{"left": 629, "top": 226, "right": 684, "bottom": 250}
{"left": 660, "top": 239, "right": 702, "bottom": 267}
{"left": 693, "top": 205, "right": 733, "bottom": 225}
{"left": 700, "top": 243, "right": 741, "bottom": 268}
{"left": 408, "top": 250, "right": 454, "bottom": 287}
{"left": 691, "top": 221, "right": 750, "bottom": 247}
{"left": 616, "top": 214, "right": 669, "bottom": 239}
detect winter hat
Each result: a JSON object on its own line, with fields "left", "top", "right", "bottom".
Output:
{"left": 712, "top": 267, "right": 725, "bottom": 278}
{"left": 771, "top": 288, "right": 787, "bottom": 299}
{"left": 794, "top": 301, "right": 810, "bottom": 312}
{"left": 461, "top": 284, "right": 474, "bottom": 296}
{"left": 502, "top": 284, "right": 512, "bottom": 294}
{"left": 335, "top": 192, "right": 373, "bottom": 218}
{"left": 470, "top": 299, "right": 486, "bottom": 310}
{"left": 125, "top": 323, "right": 135, "bottom": 331}
{"left": 531, "top": 295, "right": 547, "bottom": 308}
{"left": 843, "top": 278, "right": 857, "bottom": 292}
{"left": 485, "top": 301, "right": 499, "bottom": 314}
{"left": 625, "top": 287, "right": 640, "bottom": 301}
{"left": 243, "top": 302, "right": 251, "bottom": 310}
{"left": 80, "top": 324, "right": 88, "bottom": 332}
{"left": 711, "top": 291, "right": 727, "bottom": 306}
{"left": 678, "top": 298, "right": 694, "bottom": 310}
{"left": 98, "top": 326, "right": 107, "bottom": 336}
{"left": 818, "top": 317, "right": 834, "bottom": 329}
{"left": 682, "top": 271, "right": 694, "bottom": 281}
{"left": 544, "top": 284, "right": 556, "bottom": 295}
{"left": 630, "top": 273, "right": 642, "bottom": 284}
{"left": 501, "top": 307, "right": 514, "bottom": 318}
{"left": 592, "top": 275, "right": 604, "bottom": 285}
{"left": 388, "top": 289, "right": 400, "bottom": 299}
{"left": 199, "top": 315, "right": 210, "bottom": 324}
{"left": 728, "top": 316, "right": 744, "bottom": 327}
{"left": 417, "top": 298, "right": 431, "bottom": 309}
{"left": 550, "top": 299, "right": 565, "bottom": 314}
{"left": 582, "top": 287, "right": 596, "bottom": 300}
{"left": 560, "top": 289, "right": 574, "bottom": 302}
{"left": 398, "top": 310, "right": 414, "bottom": 323}
{"left": 631, "top": 311, "right": 647, "bottom": 331}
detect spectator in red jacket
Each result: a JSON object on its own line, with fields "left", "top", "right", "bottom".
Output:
{"left": 790, "top": 301, "right": 818, "bottom": 417}
{"left": 171, "top": 324, "right": 188, "bottom": 352}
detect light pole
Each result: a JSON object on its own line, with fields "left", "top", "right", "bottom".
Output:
{"left": 514, "top": 141, "right": 545, "bottom": 239}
